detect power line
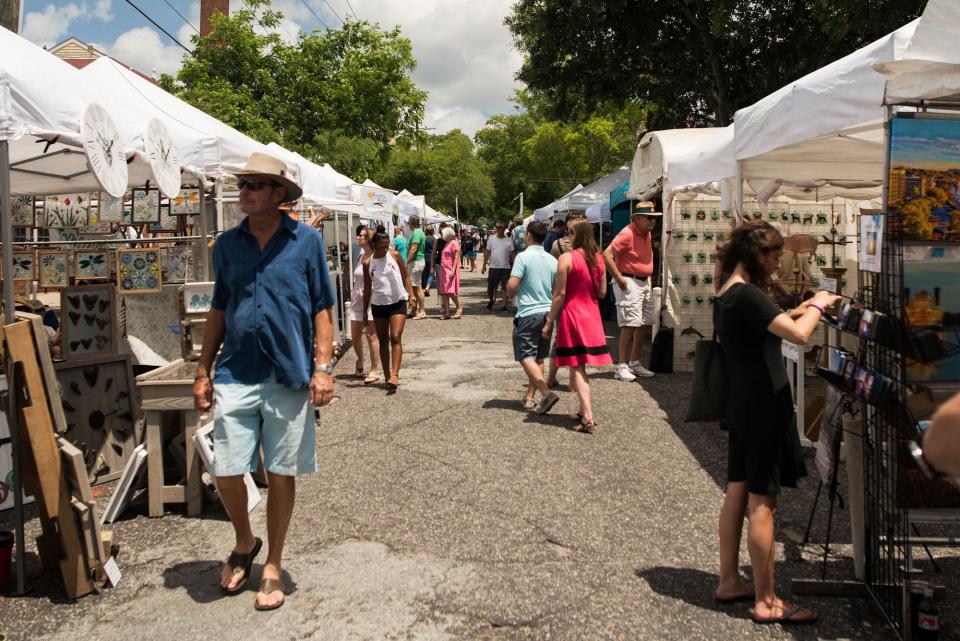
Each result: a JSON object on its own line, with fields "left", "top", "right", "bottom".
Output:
{"left": 341, "top": 0, "right": 359, "bottom": 20}
{"left": 298, "top": 0, "right": 330, "bottom": 29}
{"left": 318, "top": 0, "right": 344, "bottom": 24}
{"left": 241, "top": 0, "right": 298, "bottom": 42}
{"left": 124, "top": 0, "right": 193, "bottom": 55}
{"left": 161, "top": 0, "right": 199, "bottom": 35}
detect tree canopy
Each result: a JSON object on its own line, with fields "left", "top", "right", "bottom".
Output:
{"left": 506, "top": 0, "right": 926, "bottom": 129}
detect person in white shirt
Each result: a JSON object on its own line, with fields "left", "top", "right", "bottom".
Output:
{"left": 482, "top": 221, "right": 515, "bottom": 311}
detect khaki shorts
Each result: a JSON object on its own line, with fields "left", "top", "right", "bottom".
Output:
{"left": 613, "top": 277, "right": 653, "bottom": 327}
{"left": 408, "top": 260, "right": 425, "bottom": 285}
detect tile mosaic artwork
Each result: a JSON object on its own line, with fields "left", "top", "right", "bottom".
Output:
{"left": 117, "top": 248, "right": 162, "bottom": 294}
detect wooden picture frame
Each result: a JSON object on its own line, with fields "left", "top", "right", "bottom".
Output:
{"left": 38, "top": 250, "right": 70, "bottom": 288}
{"left": 101, "top": 444, "right": 147, "bottom": 524}
{"left": 56, "top": 354, "right": 139, "bottom": 485}
{"left": 58, "top": 436, "right": 106, "bottom": 564}
{"left": 74, "top": 250, "right": 111, "bottom": 281}
{"left": 10, "top": 195, "right": 35, "bottom": 227}
{"left": 163, "top": 246, "right": 192, "bottom": 283}
{"left": 131, "top": 188, "right": 160, "bottom": 224}
{"left": 9, "top": 250, "right": 36, "bottom": 281}
{"left": 60, "top": 283, "right": 118, "bottom": 360}
{"left": 117, "top": 248, "right": 163, "bottom": 294}
{"left": 172, "top": 188, "right": 201, "bottom": 215}
{"left": 97, "top": 192, "right": 126, "bottom": 223}
{"left": 44, "top": 193, "right": 91, "bottom": 228}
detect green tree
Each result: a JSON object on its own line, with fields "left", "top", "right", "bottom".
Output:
{"left": 159, "top": 0, "right": 426, "bottom": 177}
{"left": 506, "top": 0, "right": 926, "bottom": 128}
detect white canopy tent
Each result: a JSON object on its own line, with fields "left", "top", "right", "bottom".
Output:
{"left": 263, "top": 143, "right": 366, "bottom": 215}
{"left": 878, "top": 0, "right": 960, "bottom": 103}
{"left": 568, "top": 166, "right": 630, "bottom": 212}
{"left": 533, "top": 184, "right": 584, "bottom": 221}
{"left": 585, "top": 201, "right": 611, "bottom": 224}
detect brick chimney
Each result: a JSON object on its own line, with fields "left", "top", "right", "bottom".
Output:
{"left": 200, "top": 0, "right": 229, "bottom": 37}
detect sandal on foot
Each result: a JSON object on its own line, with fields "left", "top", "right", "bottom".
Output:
{"left": 353, "top": 366, "right": 364, "bottom": 379}
{"left": 453, "top": 309, "right": 463, "bottom": 319}
{"left": 219, "top": 537, "right": 262, "bottom": 594}
{"left": 575, "top": 418, "right": 597, "bottom": 434}
{"left": 751, "top": 604, "right": 817, "bottom": 625}
{"left": 385, "top": 375, "right": 399, "bottom": 390}
{"left": 363, "top": 373, "right": 380, "bottom": 385}
{"left": 254, "top": 577, "right": 286, "bottom": 611}
{"left": 569, "top": 412, "right": 583, "bottom": 423}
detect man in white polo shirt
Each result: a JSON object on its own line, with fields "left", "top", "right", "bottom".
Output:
{"left": 603, "top": 201, "right": 660, "bottom": 381}
{"left": 482, "top": 221, "right": 515, "bottom": 311}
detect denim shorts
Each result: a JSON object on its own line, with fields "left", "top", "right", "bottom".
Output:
{"left": 213, "top": 371, "right": 317, "bottom": 477}
{"left": 512, "top": 312, "right": 550, "bottom": 362}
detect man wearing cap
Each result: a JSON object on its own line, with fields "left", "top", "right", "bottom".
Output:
{"left": 603, "top": 201, "right": 660, "bottom": 382}
{"left": 405, "top": 215, "right": 427, "bottom": 320}
{"left": 193, "top": 152, "right": 335, "bottom": 611}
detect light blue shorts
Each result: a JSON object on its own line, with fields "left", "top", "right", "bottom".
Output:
{"left": 213, "top": 372, "right": 317, "bottom": 477}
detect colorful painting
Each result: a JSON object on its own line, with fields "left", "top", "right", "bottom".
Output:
{"left": 131, "top": 189, "right": 160, "bottom": 224}
{"left": 10, "top": 196, "right": 35, "bottom": 227}
{"left": 44, "top": 193, "right": 91, "bottom": 228}
{"left": 152, "top": 201, "right": 178, "bottom": 232}
{"left": 75, "top": 251, "right": 111, "bottom": 281}
{"left": 38, "top": 251, "right": 70, "bottom": 288}
{"left": 60, "top": 283, "right": 117, "bottom": 360}
{"left": 9, "top": 251, "right": 35, "bottom": 280}
{"left": 904, "top": 245, "right": 960, "bottom": 382}
{"left": 49, "top": 228, "right": 80, "bottom": 246}
{"left": 172, "top": 188, "right": 201, "bottom": 215}
{"left": 98, "top": 192, "right": 126, "bottom": 223}
{"left": 889, "top": 116, "right": 960, "bottom": 242}
{"left": 180, "top": 281, "right": 214, "bottom": 314}
{"left": 163, "top": 246, "right": 192, "bottom": 283}
{"left": 117, "top": 248, "right": 162, "bottom": 294}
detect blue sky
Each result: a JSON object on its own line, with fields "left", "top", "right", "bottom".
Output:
{"left": 891, "top": 117, "right": 960, "bottom": 171}
{"left": 19, "top": 0, "right": 521, "bottom": 135}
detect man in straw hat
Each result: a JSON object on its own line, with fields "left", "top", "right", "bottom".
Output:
{"left": 603, "top": 201, "right": 661, "bottom": 382}
{"left": 193, "top": 152, "right": 336, "bottom": 611}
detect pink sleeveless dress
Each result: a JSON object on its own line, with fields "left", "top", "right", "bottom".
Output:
{"left": 555, "top": 250, "right": 612, "bottom": 367}
{"left": 439, "top": 239, "right": 460, "bottom": 295}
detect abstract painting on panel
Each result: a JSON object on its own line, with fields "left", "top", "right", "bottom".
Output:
{"left": 74, "top": 251, "right": 111, "bottom": 281}
{"left": 164, "top": 246, "right": 192, "bottom": 283}
{"left": 10, "top": 251, "right": 35, "bottom": 281}
{"left": 117, "top": 248, "right": 162, "bottom": 294}
{"left": 172, "top": 188, "right": 201, "bottom": 215}
{"left": 60, "top": 283, "right": 117, "bottom": 360}
{"left": 38, "top": 251, "right": 70, "bottom": 288}
{"left": 97, "top": 192, "right": 126, "bottom": 223}
{"left": 44, "top": 193, "right": 91, "bottom": 228}
{"left": 179, "top": 281, "right": 214, "bottom": 314}
{"left": 131, "top": 189, "right": 160, "bottom": 224}
{"left": 10, "top": 196, "right": 35, "bottom": 227}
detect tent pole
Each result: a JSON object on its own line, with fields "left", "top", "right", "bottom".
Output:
{"left": 1, "top": 139, "right": 26, "bottom": 596}
{"left": 735, "top": 160, "right": 745, "bottom": 220}
{"left": 198, "top": 177, "right": 210, "bottom": 281}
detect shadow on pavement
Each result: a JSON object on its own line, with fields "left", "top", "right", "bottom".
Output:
{"left": 162, "top": 562, "right": 297, "bottom": 604}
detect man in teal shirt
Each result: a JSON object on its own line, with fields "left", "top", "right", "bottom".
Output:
{"left": 507, "top": 220, "right": 559, "bottom": 414}
{"left": 405, "top": 215, "right": 427, "bottom": 319}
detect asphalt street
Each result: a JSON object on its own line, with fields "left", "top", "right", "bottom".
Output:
{"left": 1, "top": 269, "right": 957, "bottom": 641}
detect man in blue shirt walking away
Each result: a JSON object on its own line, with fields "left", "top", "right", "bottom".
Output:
{"left": 507, "top": 221, "right": 560, "bottom": 414}
{"left": 193, "top": 152, "right": 336, "bottom": 611}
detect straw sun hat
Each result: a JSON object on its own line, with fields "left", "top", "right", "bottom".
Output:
{"left": 231, "top": 152, "right": 303, "bottom": 203}
{"left": 632, "top": 201, "right": 663, "bottom": 216}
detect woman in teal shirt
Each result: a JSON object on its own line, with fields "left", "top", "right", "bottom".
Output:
{"left": 392, "top": 227, "right": 409, "bottom": 261}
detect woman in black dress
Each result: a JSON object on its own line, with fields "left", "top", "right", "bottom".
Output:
{"left": 713, "top": 220, "right": 839, "bottom": 625}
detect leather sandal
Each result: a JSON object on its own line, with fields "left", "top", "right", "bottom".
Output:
{"left": 575, "top": 418, "right": 597, "bottom": 434}
{"left": 219, "top": 537, "right": 262, "bottom": 594}
{"left": 254, "top": 577, "right": 286, "bottom": 611}
{"left": 751, "top": 603, "right": 817, "bottom": 625}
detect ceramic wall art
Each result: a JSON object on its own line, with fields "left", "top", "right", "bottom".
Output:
{"left": 11, "top": 196, "right": 35, "bottom": 227}
{"left": 117, "top": 248, "right": 162, "bottom": 294}
{"left": 172, "top": 188, "right": 201, "bottom": 215}
{"left": 179, "top": 281, "right": 214, "bottom": 314}
{"left": 163, "top": 246, "right": 192, "bottom": 283}
{"left": 60, "top": 283, "right": 117, "bottom": 360}
{"left": 38, "top": 251, "right": 70, "bottom": 288}
{"left": 55, "top": 354, "right": 138, "bottom": 484}
{"left": 44, "top": 193, "right": 91, "bottom": 228}
{"left": 74, "top": 251, "right": 111, "bottom": 281}
{"left": 9, "top": 250, "right": 36, "bottom": 280}
{"left": 97, "top": 192, "right": 126, "bottom": 223}
{"left": 131, "top": 189, "right": 160, "bottom": 224}
{"left": 152, "top": 200, "right": 178, "bottom": 232}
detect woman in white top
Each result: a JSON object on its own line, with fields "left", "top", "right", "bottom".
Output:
{"left": 349, "top": 225, "right": 381, "bottom": 384}
{"left": 363, "top": 226, "right": 414, "bottom": 391}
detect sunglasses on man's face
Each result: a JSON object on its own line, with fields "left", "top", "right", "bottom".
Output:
{"left": 237, "top": 178, "right": 278, "bottom": 192}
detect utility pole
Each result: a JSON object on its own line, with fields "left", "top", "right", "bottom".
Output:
{"left": 0, "top": 0, "right": 23, "bottom": 33}
{"left": 518, "top": 192, "right": 524, "bottom": 219}
{"left": 455, "top": 195, "right": 459, "bottom": 230}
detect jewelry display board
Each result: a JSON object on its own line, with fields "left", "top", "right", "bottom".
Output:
{"left": 60, "top": 283, "right": 118, "bottom": 361}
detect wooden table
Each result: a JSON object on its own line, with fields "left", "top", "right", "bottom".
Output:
{"left": 135, "top": 359, "right": 204, "bottom": 517}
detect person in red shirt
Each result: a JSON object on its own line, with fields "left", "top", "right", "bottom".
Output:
{"left": 602, "top": 201, "right": 661, "bottom": 381}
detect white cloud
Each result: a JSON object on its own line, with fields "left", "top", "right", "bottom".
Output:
{"left": 102, "top": 26, "right": 188, "bottom": 77}
{"left": 21, "top": 1, "right": 114, "bottom": 46}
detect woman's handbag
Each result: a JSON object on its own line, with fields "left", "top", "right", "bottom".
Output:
{"left": 684, "top": 331, "right": 729, "bottom": 422}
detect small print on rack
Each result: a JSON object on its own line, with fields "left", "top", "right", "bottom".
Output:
{"left": 61, "top": 283, "right": 118, "bottom": 361}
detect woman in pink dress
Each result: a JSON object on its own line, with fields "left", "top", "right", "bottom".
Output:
{"left": 439, "top": 226, "right": 463, "bottom": 319}
{"left": 542, "top": 219, "right": 612, "bottom": 433}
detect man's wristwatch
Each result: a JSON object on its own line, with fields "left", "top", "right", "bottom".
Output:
{"left": 315, "top": 363, "right": 334, "bottom": 375}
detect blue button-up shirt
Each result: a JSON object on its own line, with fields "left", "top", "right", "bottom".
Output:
{"left": 211, "top": 214, "right": 334, "bottom": 390}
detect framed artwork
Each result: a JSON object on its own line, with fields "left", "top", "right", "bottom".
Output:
{"left": 44, "top": 193, "right": 91, "bottom": 228}
{"left": 74, "top": 251, "right": 111, "bottom": 281}
{"left": 8, "top": 250, "right": 36, "bottom": 281}
{"left": 117, "top": 248, "right": 162, "bottom": 294}
{"left": 172, "top": 188, "right": 201, "bottom": 215}
{"left": 10, "top": 195, "right": 35, "bottom": 227}
{"left": 131, "top": 189, "right": 160, "bottom": 224}
{"left": 163, "top": 246, "right": 192, "bottom": 283}
{"left": 49, "top": 228, "right": 80, "bottom": 246}
{"left": 151, "top": 200, "right": 178, "bottom": 232}
{"left": 179, "top": 281, "right": 214, "bottom": 315}
{"left": 97, "top": 192, "right": 126, "bottom": 223}
{"left": 38, "top": 250, "right": 70, "bottom": 288}
{"left": 60, "top": 283, "right": 117, "bottom": 360}
{"left": 56, "top": 354, "right": 138, "bottom": 484}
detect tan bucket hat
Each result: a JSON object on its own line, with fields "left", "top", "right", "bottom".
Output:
{"left": 632, "top": 201, "right": 663, "bottom": 216}
{"left": 231, "top": 152, "right": 303, "bottom": 203}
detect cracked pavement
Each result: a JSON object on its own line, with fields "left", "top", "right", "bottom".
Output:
{"left": 2, "top": 270, "right": 958, "bottom": 640}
